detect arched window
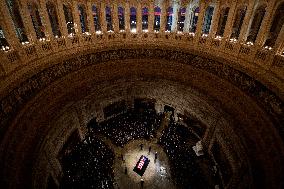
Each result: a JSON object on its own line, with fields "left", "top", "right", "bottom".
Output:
{"left": 130, "top": 7, "right": 137, "bottom": 32}
{"left": 78, "top": 4, "right": 88, "bottom": 33}
{"left": 118, "top": 6, "right": 125, "bottom": 30}
{"left": 247, "top": 5, "right": 266, "bottom": 42}
{"left": 5, "top": 0, "right": 28, "bottom": 42}
{"left": 190, "top": 7, "right": 199, "bottom": 33}
{"left": 46, "top": 1, "right": 61, "bottom": 37}
{"left": 142, "top": 7, "right": 148, "bottom": 31}
{"left": 92, "top": 5, "right": 100, "bottom": 32}
{"left": 216, "top": 7, "right": 229, "bottom": 37}
{"left": 105, "top": 6, "right": 113, "bottom": 31}
{"left": 230, "top": 6, "right": 247, "bottom": 39}
{"left": 28, "top": 3, "right": 45, "bottom": 39}
{"left": 0, "top": 25, "right": 10, "bottom": 51}
{"left": 165, "top": 7, "right": 173, "bottom": 32}
{"left": 63, "top": 4, "right": 75, "bottom": 34}
{"left": 202, "top": 6, "right": 214, "bottom": 34}
{"left": 178, "top": 7, "right": 186, "bottom": 32}
{"left": 264, "top": 2, "right": 284, "bottom": 47}
{"left": 154, "top": 6, "right": 161, "bottom": 31}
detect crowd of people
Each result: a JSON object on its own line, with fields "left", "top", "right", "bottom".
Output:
{"left": 60, "top": 109, "right": 219, "bottom": 189}
{"left": 61, "top": 136, "right": 115, "bottom": 189}
{"left": 159, "top": 122, "right": 215, "bottom": 189}
{"left": 94, "top": 110, "right": 162, "bottom": 147}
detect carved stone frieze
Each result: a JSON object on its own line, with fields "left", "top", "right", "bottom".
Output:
{"left": 0, "top": 47, "right": 283, "bottom": 141}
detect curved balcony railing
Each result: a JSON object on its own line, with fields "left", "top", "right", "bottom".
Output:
{"left": 0, "top": 0, "right": 283, "bottom": 96}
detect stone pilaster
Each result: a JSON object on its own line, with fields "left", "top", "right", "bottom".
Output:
{"left": 255, "top": 0, "right": 277, "bottom": 47}
{"left": 222, "top": 0, "right": 238, "bottom": 40}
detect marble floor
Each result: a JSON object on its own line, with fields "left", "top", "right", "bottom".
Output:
{"left": 113, "top": 139, "right": 176, "bottom": 189}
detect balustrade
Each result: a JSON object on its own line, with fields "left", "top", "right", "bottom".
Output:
{"left": 0, "top": 0, "right": 283, "bottom": 80}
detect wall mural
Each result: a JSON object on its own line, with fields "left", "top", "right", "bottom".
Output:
{"left": 0, "top": 47, "right": 283, "bottom": 141}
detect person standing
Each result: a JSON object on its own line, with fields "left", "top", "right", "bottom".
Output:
{"left": 124, "top": 166, "right": 127, "bottom": 175}
{"left": 140, "top": 143, "right": 143, "bottom": 150}
{"left": 140, "top": 178, "right": 144, "bottom": 188}
{"left": 148, "top": 146, "right": 152, "bottom": 154}
{"left": 155, "top": 152, "right": 158, "bottom": 161}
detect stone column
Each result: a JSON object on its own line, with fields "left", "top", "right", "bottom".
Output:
{"left": 99, "top": 1, "right": 107, "bottom": 33}
{"left": 56, "top": 0, "right": 68, "bottom": 36}
{"left": 72, "top": 0, "right": 82, "bottom": 35}
{"left": 239, "top": 1, "right": 256, "bottom": 43}
{"left": 160, "top": 0, "right": 167, "bottom": 33}
{"left": 39, "top": 0, "right": 54, "bottom": 39}
{"left": 183, "top": 1, "right": 191, "bottom": 33}
{"left": 136, "top": 1, "right": 142, "bottom": 33}
{"left": 255, "top": 0, "right": 277, "bottom": 47}
{"left": 222, "top": 0, "right": 238, "bottom": 40}
{"left": 112, "top": 1, "right": 119, "bottom": 33}
{"left": 124, "top": 2, "right": 130, "bottom": 33}
{"left": 0, "top": 0, "right": 22, "bottom": 49}
{"left": 148, "top": 0, "right": 155, "bottom": 32}
{"left": 195, "top": 1, "right": 207, "bottom": 37}
{"left": 208, "top": 0, "right": 221, "bottom": 38}
{"left": 87, "top": 1, "right": 95, "bottom": 34}
{"left": 274, "top": 24, "right": 284, "bottom": 54}
{"left": 171, "top": 1, "right": 180, "bottom": 32}
{"left": 19, "top": 0, "right": 38, "bottom": 42}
